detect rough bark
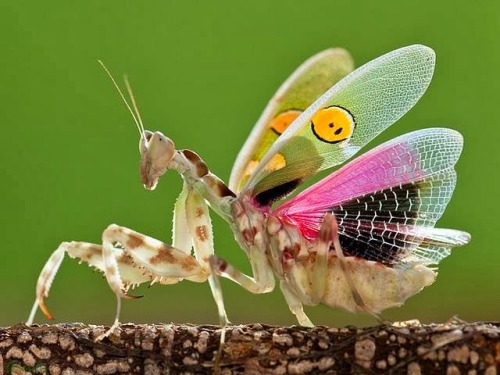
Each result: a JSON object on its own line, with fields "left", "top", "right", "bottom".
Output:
{"left": 0, "top": 321, "right": 499, "bottom": 374}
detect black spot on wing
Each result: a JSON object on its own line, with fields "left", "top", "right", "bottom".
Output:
{"left": 331, "top": 181, "right": 424, "bottom": 265}
{"left": 255, "top": 179, "right": 303, "bottom": 207}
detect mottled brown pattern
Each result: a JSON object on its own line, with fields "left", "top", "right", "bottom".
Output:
{"left": 231, "top": 201, "right": 245, "bottom": 217}
{"left": 181, "top": 255, "right": 198, "bottom": 272}
{"left": 126, "top": 233, "right": 145, "bottom": 249}
{"left": 90, "top": 245, "right": 102, "bottom": 254}
{"left": 182, "top": 149, "right": 202, "bottom": 164}
{"left": 118, "top": 253, "right": 135, "bottom": 266}
{"left": 203, "top": 175, "right": 236, "bottom": 198}
{"left": 195, "top": 207, "right": 204, "bottom": 218}
{"left": 195, "top": 162, "right": 209, "bottom": 177}
{"left": 195, "top": 225, "right": 209, "bottom": 242}
{"left": 80, "top": 245, "right": 102, "bottom": 262}
{"left": 2, "top": 322, "right": 499, "bottom": 374}
{"left": 242, "top": 226, "right": 257, "bottom": 243}
{"left": 282, "top": 243, "right": 301, "bottom": 267}
{"left": 149, "top": 245, "right": 175, "bottom": 265}
{"left": 181, "top": 149, "right": 209, "bottom": 177}
{"left": 217, "top": 258, "right": 228, "bottom": 272}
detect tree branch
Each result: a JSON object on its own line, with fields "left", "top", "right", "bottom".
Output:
{"left": 1, "top": 321, "right": 499, "bottom": 374}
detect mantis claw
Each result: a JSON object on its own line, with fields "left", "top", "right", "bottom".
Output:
{"left": 38, "top": 298, "right": 54, "bottom": 320}
{"left": 123, "top": 293, "right": 143, "bottom": 300}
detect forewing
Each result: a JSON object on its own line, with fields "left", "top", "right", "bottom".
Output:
{"left": 274, "top": 128, "right": 469, "bottom": 266}
{"left": 229, "top": 48, "right": 354, "bottom": 194}
{"left": 244, "top": 45, "right": 435, "bottom": 206}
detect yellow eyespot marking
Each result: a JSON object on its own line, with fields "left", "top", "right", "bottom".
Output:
{"left": 310, "top": 105, "right": 355, "bottom": 144}
{"left": 269, "top": 110, "right": 302, "bottom": 135}
{"left": 241, "top": 160, "right": 259, "bottom": 183}
{"left": 264, "top": 153, "right": 286, "bottom": 173}
{"left": 239, "top": 155, "right": 286, "bottom": 189}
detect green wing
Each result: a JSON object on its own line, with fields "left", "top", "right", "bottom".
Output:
{"left": 243, "top": 45, "right": 436, "bottom": 206}
{"left": 229, "top": 48, "right": 354, "bottom": 194}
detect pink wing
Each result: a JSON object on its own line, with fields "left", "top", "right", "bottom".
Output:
{"left": 274, "top": 128, "right": 469, "bottom": 266}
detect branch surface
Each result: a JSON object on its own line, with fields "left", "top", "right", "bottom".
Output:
{"left": 0, "top": 321, "right": 499, "bottom": 374}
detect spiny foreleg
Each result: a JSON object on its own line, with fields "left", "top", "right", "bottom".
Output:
{"left": 185, "top": 188, "right": 228, "bottom": 328}
{"left": 27, "top": 225, "right": 211, "bottom": 337}
{"left": 26, "top": 241, "right": 148, "bottom": 326}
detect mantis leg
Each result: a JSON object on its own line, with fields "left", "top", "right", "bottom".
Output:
{"left": 184, "top": 186, "right": 229, "bottom": 329}
{"left": 210, "top": 247, "right": 275, "bottom": 295}
{"left": 280, "top": 213, "right": 381, "bottom": 326}
{"left": 326, "top": 213, "right": 384, "bottom": 321}
{"left": 279, "top": 280, "right": 313, "bottom": 327}
{"left": 26, "top": 241, "right": 152, "bottom": 325}
{"left": 27, "top": 226, "right": 210, "bottom": 336}
{"left": 273, "top": 214, "right": 334, "bottom": 326}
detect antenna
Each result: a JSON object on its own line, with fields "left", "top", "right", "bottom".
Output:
{"left": 98, "top": 60, "right": 145, "bottom": 138}
{"left": 124, "top": 75, "right": 146, "bottom": 136}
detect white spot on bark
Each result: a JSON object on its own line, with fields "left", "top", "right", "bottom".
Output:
{"left": 93, "top": 349, "right": 106, "bottom": 358}
{"left": 399, "top": 347, "right": 408, "bottom": 358}
{"left": 95, "top": 361, "right": 118, "bottom": 374}
{"left": 17, "top": 333, "right": 32, "bottom": 344}
{"left": 470, "top": 350, "right": 479, "bottom": 365}
{"left": 318, "top": 339, "right": 329, "bottom": 350}
{"left": 355, "top": 339, "right": 376, "bottom": 368}
{"left": 446, "top": 364, "right": 461, "bottom": 375}
{"left": 116, "top": 360, "right": 131, "bottom": 372}
{"left": 288, "top": 360, "right": 314, "bottom": 374}
{"left": 141, "top": 338, "right": 154, "bottom": 351}
{"left": 6, "top": 346, "right": 23, "bottom": 359}
{"left": 272, "top": 333, "right": 293, "bottom": 346}
{"left": 59, "top": 334, "right": 76, "bottom": 351}
{"left": 195, "top": 331, "right": 209, "bottom": 354}
{"left": 22, "top": 351, "right": 36, "bottom": 367}
{"left": 0, "top": 338, "right": 13, "bottom": 348}
{"left": 74, "top": 353, "right": 94, "bottom": 368}
{"left": 286, "top": 347, "right": 300, "bottom": 357}
{"left": 407, "top": 362, "right": 421, "bottom": 375}
{"left": 317, "top": 357, "right": 335, "bottom": 371}
{"left": 387, "top": 354, "right": 397, "bottom": 366}
{"left": 183, "top": 356, "right": 198, "bottom": 366}
{"left": 49, "top": 364, "right": 61, "bottom": 375}
{"left": 42, "top": 332, "right": 59, "bottom": 344}
{"left": 447, "top": 344, "right": 470, "bottom": 364}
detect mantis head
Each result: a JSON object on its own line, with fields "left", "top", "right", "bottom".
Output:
{"left": 98, "top": 60, "right": 176, "bottom": 190}
{"left": 139, "top": 130, "right": 175, "bottom": 190}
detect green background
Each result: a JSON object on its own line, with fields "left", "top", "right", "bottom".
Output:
{"left": 1, "top": 1, "right": 498, "bottom": 328}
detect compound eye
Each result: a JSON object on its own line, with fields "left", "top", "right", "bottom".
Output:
{"left": 310, "top": 106, "right": 355, "bottom": 144}
{"left": 139, "top": 130, "right": 154, "bottom": 154}
{"left": 269, "top": 109, "right": 302, "bottom": 135}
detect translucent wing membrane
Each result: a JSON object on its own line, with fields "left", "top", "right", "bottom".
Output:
{"left": 229, "top": 48, "right": 354, "bottom": 194}
{"left": 244, "top": 45, "right": 436, "bottom": 205}
{"left": 275, "top": 128, "right": 469, "bottom": 266}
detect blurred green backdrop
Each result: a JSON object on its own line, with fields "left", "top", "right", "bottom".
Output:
{"left": 0, "top": 0, "right": 498, "bottom": 328}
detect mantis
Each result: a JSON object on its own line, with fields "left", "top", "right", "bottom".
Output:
{"left": 27, "top": 45, "right": 470, "bottom": 339}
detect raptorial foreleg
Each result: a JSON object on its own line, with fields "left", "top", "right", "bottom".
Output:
{"left": 27, "top": 225, "right": 212, "bottom": 338}
{"left": 26, "top": 241, "right": 149, "bottom": 326}
{"left": 185, "top": 188, "right": 229, "bottom": 329}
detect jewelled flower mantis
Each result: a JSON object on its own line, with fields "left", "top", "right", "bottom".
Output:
{"left": 27, "top": 45, "right": 470, "bottom": 336}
